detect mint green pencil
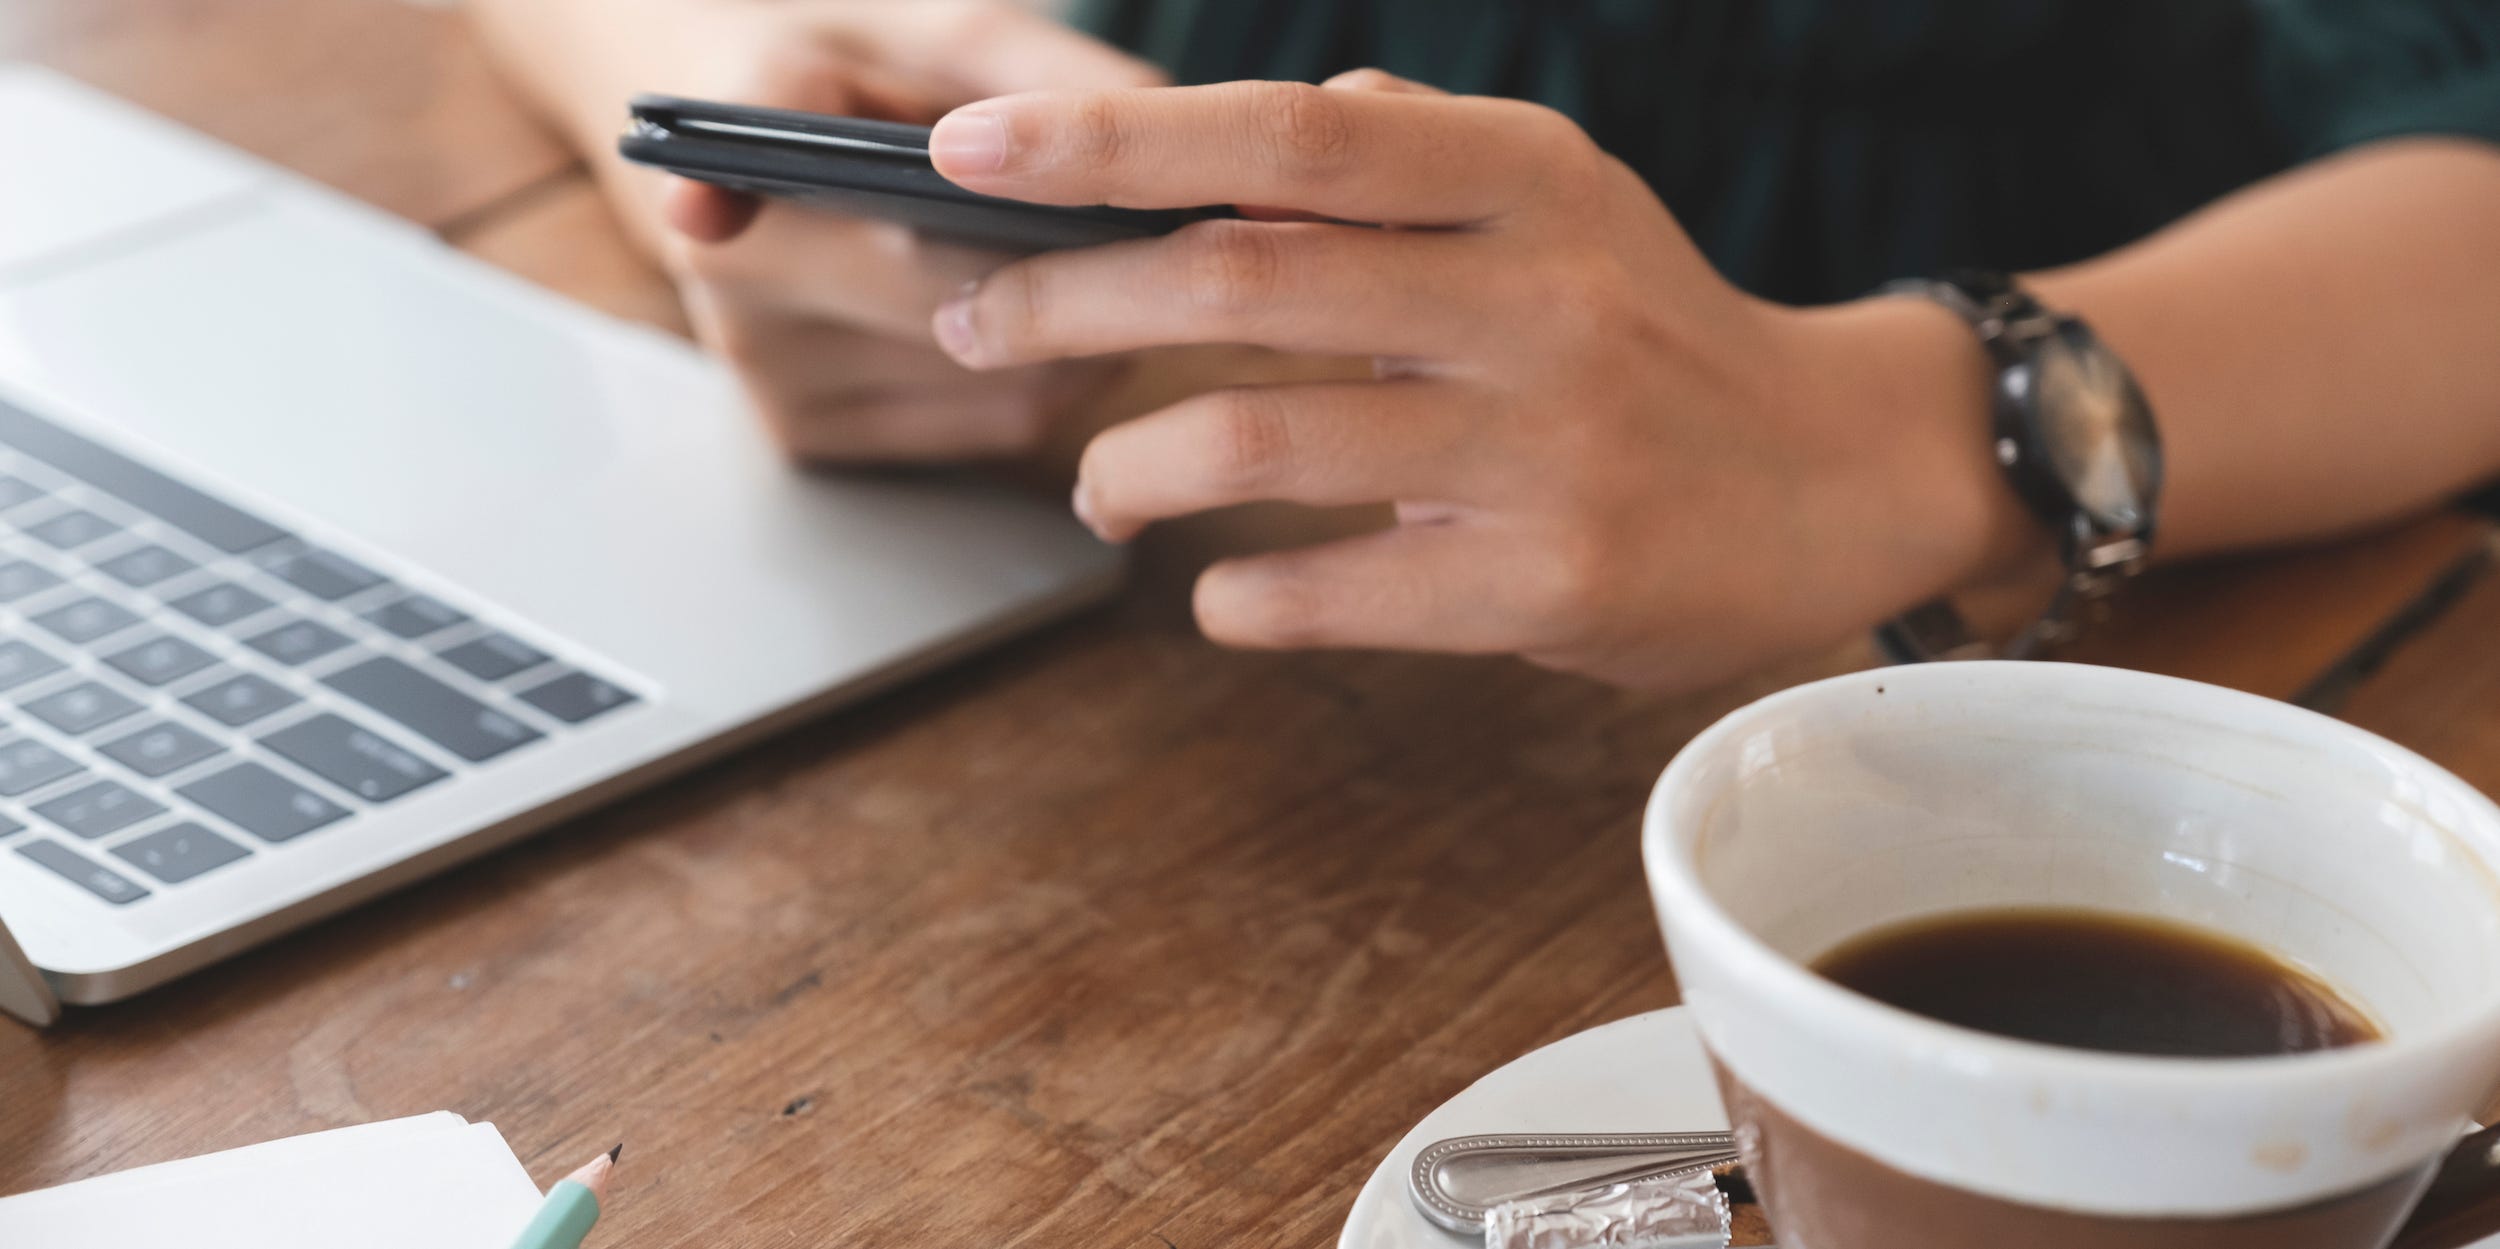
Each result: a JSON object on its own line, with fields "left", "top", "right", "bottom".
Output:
{"left": 507, "top": 1144, "right": 620, "bottom": 1249}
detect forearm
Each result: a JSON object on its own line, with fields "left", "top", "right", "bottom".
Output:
{"left": 2023, "top": 138, "right": 2500, "bottom": 560}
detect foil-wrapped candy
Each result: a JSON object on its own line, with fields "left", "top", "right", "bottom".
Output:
{"left": 1483, "top": 1171, "right": 1731, "bottom": 1249}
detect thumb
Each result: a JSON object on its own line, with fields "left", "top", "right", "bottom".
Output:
{"left": 661, "top": 179, "right": 762, "bottom": 244}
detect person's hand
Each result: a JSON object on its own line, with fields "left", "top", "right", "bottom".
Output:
{"left": 919, "top": 72, "right": 2029, "bottom": 689}
{"left": 470, "top": 0, "right": 1164, "bottom": 459}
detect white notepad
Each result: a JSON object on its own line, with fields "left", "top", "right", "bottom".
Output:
{"left": 0, "top": 1112, "right": 545, "bottom": 1247}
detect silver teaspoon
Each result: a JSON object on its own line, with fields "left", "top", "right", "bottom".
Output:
{"left": 1407, "top": 1132, "right": 1742, "bottom": 1235}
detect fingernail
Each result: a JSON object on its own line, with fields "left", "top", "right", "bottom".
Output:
{"left": 1071, "top": 477, "right": 1108, "bottom": 540}
{"left": 930, "top": 110, "right": 1009, "bottom": 175}
{"left": 933, "top": 292, "right": 981, "bottom": 364}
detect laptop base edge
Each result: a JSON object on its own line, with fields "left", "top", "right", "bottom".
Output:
{"left": 35, "top": 558, "right": 1120, "bottom": 1009}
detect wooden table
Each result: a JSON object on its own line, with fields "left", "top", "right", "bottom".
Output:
{"left": 4, "top": 5, "right": 2495, "bottom": 1245}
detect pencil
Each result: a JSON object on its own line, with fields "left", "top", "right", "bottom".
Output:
{"left": 505, "top": 1144, "right": 621, "bottom": 1249}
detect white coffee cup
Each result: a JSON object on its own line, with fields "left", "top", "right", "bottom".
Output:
{"left": 1642, "top": 662, "right": 2500, "bottom": 1249}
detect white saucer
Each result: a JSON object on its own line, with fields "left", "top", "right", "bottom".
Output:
{"left": 1339, "top": 1008, "right": 1725, "bottom": 1249}
{"left": 1342, "top": 1007, "right": 2500, "bottom": 1249}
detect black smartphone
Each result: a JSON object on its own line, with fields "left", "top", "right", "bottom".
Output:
{"left": 619, "top": 94, "right": 1223, "bottom": 254}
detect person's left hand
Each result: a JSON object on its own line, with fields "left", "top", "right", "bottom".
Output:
{"left": 919, "top": 71, "right": 2026, "bottom": 690}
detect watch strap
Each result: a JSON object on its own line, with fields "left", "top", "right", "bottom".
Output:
{"left": 1875, "top": 271, "right": 2159, "bottom": 662}
{"left": 1881, "top": 274, "right": 2107, "bottom": 534}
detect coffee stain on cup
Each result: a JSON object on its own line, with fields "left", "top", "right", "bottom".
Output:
{"left": 2348, "top": 1105, "right": 2406, "bottom": 1152}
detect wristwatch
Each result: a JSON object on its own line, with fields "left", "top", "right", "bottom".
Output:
{"left": 1873, "top": 271, "right": 2163, "bottom": 662}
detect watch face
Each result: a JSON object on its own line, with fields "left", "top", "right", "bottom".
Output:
{"left": 2029, "top": 321, "right": 2159, "bottom": 534}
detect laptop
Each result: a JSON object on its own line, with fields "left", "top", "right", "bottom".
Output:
{"left": 0, "top": 66, "right": 1120, "bottom": 1025}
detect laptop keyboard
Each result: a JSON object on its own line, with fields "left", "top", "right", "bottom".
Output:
{"left": 0, "top": 396, "right": 639, "bottom": 907}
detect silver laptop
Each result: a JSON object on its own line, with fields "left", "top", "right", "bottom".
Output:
{"left": 0, "top": 67, "right": 1119, "bottom": 1025}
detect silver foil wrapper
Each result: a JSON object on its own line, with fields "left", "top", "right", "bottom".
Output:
{"left": 1483, "top": 1170, "right": 1731, "bottom": 1249}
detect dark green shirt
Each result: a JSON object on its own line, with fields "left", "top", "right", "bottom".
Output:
{"left": 1074, "top": 0, "right": 2500, "bottom": 513}
{"left": 1075, "top": 0, "right": 2500, "bottom": 303}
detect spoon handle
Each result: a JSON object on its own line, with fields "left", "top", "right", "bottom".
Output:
{"left": 1408, "top": 1132, "right": 1742, "bottom": 1234}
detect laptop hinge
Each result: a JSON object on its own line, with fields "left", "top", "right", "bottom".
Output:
{"left": 0, "top": 911, "right": 61, "bottom": 1027}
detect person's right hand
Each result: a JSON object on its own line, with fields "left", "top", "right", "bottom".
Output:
{"left": 472, "top": 0, "right": 1165, "bottom": 460}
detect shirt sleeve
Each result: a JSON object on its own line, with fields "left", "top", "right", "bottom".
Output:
{"left": 2256, "top": 1, "right": 2500, "bottom": 158}
{"left": 2249, "top": 5, "right": 2500, "bottom": 515}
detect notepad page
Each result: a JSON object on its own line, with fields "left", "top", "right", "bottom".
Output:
{"left": 0, "top": 1115, "right": 544, "bottom": 1248}
{"left": 0, "top": 1111, "right": 471, "bottom": 1207}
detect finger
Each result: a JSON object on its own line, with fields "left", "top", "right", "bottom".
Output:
{"left": 663, "top": 179, "right": 763, "bottom": 243}
{"left": 1321, "top": 67, "right": 1448, "bottom": 96}
{"left": 698, "top": 308, "right": 1006, "bottom": 394}
{"left": 834, "top": 2, "right": 1168, "bottom": 99}
{"left": 688, "top": 290, "right": 1089, "bottom": 461}
{"left": 1193, "top": 522, "right": 1539, "bottom": 654}
{"left": 933, "top": 219, "right": 1488, "bottom": 366}
{"left": 839, "top": 61, "right": 959, "bottom": 123}
{"left": 694, "top": 287, "right": 1109, "bottom": 397}
{"left": 1074, "top": 381, "right": 1485, "bottom": 541}
{"left": 767, "top": 387, "right": 1055, "bottom": 462}
{"left": 1236, "top": 75, "right": 1438, "bottom": 221}
{"left": 929, "top": 80, "right": 1576, "bottom": 224}
{"left": 719, "top": 32, "right": 950, "bottom": 122}
{"left": 730, "top": 33, "right": 865, "bottom": 114}
{"left": 731, "top": 350, "right": 1072, "bottom": 461}
{"left": 685, "top": 210, "right": 1006, "bottom": 338}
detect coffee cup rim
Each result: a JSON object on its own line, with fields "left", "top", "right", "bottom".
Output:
{"left": 1642, "top": 661, "right": 2500, "bottom": 1091}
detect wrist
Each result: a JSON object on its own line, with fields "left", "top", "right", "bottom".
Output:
{"left": 472, "top": 0, "right": 732, "bottom": 153}
{"left": 1783, "top": 295, "right": 2050, "bottom": 609}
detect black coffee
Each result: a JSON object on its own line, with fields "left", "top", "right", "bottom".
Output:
{"left": 1811, "top": 907, "right": 2380, "bottom": 1057}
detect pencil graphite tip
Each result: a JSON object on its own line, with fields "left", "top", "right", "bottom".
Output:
{"left": 566, "top": 1146, "right": 620, "bottom": 1202}
{"left": 607, "top": 1143, "right": 623, "bottom": 1165}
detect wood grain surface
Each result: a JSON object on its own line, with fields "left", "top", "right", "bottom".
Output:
{"left": 5, "top": 0, "right": 572, "bottom": 228}
{"left": 3, "top": 5, "right": 2495, "bottom": 1247}
{"left": 2343, "top": 533, "right": 2500, "bottom": 793}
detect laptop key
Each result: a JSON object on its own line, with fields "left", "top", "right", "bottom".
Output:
{"left": 15, "top": 839, "right": 147, "bottom": 904}
{"left": 0, "top": 475, "right": 43, "bottom": 510}
{"left": 0, "top": 397, "right": 288, "bottom": 554}
{"left": 182, "top": 672, "right": 301, "bottom": 727}
{"left": 179, "top": 763, "right": 350, "bottom": 843}
{"left": 0, "top": 738, "right": 82, "bottom": 796}
{"left": 257, "top": 546, "right": 385, "bottom": 601}
{"left": 438, "top": 632, "right": 549, "bottom": 682}
{"left": 245, "top": 617, "right": 352, "bottom": 666}
{"left": 96, "top": 543, "right": 197, "bottom": 587}
{"left": 324, "top": 656, "right": 543, "bottom": 763}
{"left": 22, "top": 680, "right": 144, "bottom": 735}
{"left": 24, "top": 508, "right": 120, "bottom": 549}
{"left": 0, "top": 811, "right": 22, "bottom": 838}
{"left": 103, "top": 633, "right": 218, "bottom": 686}
{"left": 111, "top": 822, "right": 251, "bottom": 885}
{"left": 97, "top": 719, "right": 224, "bottom": 778}
{"left": 167, "top": 580, "right": 274, "bottom": 628}
{"left": 0, "top": 559, "right": 62, "bottom": 602}
{"left": 33, "top": 780, "right": 164, "bottom": 840}
{"left": 260, "top": 713, "right": 447, "bottom": 802}
{"left": 517, "top": 670, "right": 637, "bottom": 724}
{"left": 0, "top": 640, "right": 65, "bottom": 692}
{"left": 364, "top": 593, "right": 468, "bottom": 639}
{"left": 32, "top": 594, "right": 141, "bottom": 644}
